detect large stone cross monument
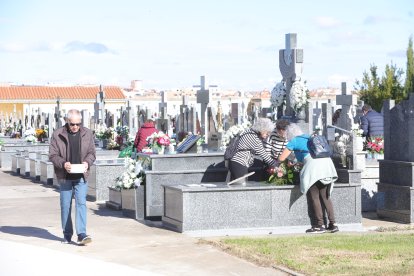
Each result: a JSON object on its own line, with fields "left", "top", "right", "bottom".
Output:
{"left": 279, "top": 33, "right": 304, "bottom": 117}
{"left": 194, "top": 76, "right": 216, "bottom": 139}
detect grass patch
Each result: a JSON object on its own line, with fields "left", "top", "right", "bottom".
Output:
{"left": 212, "top": 233, "right": 414, "bottom": 275}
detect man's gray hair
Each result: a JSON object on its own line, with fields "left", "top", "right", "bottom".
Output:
{"left": 286, "top": 123, "right": 304, "bottom": 141}
{"left": 67, "top": 109, "right": 82, "bottom": 120}
{"left": 251, "top": 118, "right": 274, "bottom": 134}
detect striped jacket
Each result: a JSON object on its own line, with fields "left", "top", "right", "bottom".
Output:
{"left": 230, "top": 129, "right": 277, "bottom": 168}
{"left": 263, "top": 132, "right": 287, "bottom": 160}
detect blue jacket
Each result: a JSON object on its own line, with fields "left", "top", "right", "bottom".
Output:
{"left": 361, "top": 110, "right": 384, "bottom": 137}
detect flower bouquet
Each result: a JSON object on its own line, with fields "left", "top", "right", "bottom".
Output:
{"left": 24, "top": 127, "right": 37, "bottom": 143}
{"left": 116, "top": 125, "right": 129, "bottom": 138}
{"left": 95, "top": 125, "right": 113, "bottom": 140}
{"left": 35, "top": 127, "right": 48, "bottom": 141}
{"left": 289, "top": 80, "right": 309, "bottom": 112}
{"left": 365, "top": 136, "right": 384, "bottom": 159}
{"left": 270, "top": 81, "right": 287, "bottom": 108}
{"left": 146, "top": 131, "right": 171, "bottom": 154}
{"left": 267, "top": 161, "right": 302, "bottom": 185}
{"left": 115, "top": 157, "right": 145, "bottom": 189}
{"left": 351, "top": 124, "right": 364, "bottom": 137}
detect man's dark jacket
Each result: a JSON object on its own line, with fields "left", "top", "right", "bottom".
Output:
{"left": 361, "top": 110, "right": 384, "bottom": 138}
{"left": 49, "top": 125, "right": 96, "bottom": 180}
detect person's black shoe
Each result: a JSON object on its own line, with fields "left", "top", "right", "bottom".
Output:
{"left": 305, "top": 226, "right": 326, "bottom": 234}
{"left": 326, "top": 224, "right": 339, "bottom": 233}
{"left": 61, "top": 235, "right": 72, "bottom": 244}
{"left": 77, "top": 233, "right": 92, "bottom": 245}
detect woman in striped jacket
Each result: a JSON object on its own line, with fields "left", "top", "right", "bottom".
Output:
{"left": 229, "top": 118, "right": 278, "bottom": 180}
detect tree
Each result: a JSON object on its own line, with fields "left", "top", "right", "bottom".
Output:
{"left": 405, "top": 36, "right": 414, "bottom": 96}
{"left": 381, "top": 63, "right": 404, "bottom": 103}
{"left": 355, "top": 63, "right": 405, "bottom": 112}
{"left": 354, "top": 64, "right": 382, "bottom": 111}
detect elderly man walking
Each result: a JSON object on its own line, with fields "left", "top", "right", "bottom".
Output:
{"left": 49, "top": 109, "right": 96, "bottom": 245}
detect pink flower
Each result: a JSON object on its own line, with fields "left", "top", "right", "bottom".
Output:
{"left": 277, "top": 171, "right": 284, "bottom": 178}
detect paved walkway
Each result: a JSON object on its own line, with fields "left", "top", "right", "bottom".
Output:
{"left": 0, "top": 170, "right": 406, "bottom": 276}
{"left": 0, "top": 170, "right": 284, "bottom": 276}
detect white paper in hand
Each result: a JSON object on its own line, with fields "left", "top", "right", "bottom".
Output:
{"left": 69, "top": 164, "right": 86, "bottom": 174}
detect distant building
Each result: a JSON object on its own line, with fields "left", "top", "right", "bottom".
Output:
{"left": 0, "top": 85, "right": 126, "bottom": 121}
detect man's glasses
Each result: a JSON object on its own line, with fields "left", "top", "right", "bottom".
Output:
{"left": 69, "top": 123, "right": 81, "bottom": 126}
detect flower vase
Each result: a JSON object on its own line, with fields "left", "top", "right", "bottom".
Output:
{"left": 355, "top": 136, "right": 364, "bottom": 152}
{"left": 158, "top": 145, "right": 165, "bottom": 155}
{"left": 102, "top": 139, "right": 108, "bottom": 149}
{"left": 340, "top": 155, "right": 347, "bottom": 167}
{"left": 295, "top": 109, "right": 306, "bottom": 123}
{"left": 377, "top": 153, "right": 384, "bottom": 160}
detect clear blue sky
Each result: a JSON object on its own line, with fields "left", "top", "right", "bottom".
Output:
{"left": 0, "top": 0, "right": 413, "bottom": 91}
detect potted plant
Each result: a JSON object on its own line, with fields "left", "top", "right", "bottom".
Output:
{"left": 114, "top": 157, "right": 148, "bottom": 220}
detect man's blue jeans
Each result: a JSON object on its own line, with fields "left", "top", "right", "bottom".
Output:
{"left": 59, "top": 178, "right": 88, "bottom": 239}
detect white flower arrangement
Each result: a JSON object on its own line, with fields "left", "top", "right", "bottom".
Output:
{"left": 351, "top": 124, "right": 364, "bottom": 137}
{"left": 221, "top": 121, "right": 252, "bottom": 147}
{"left": 334, "top": 134, "right": 351, "bottom": 156}
{"left": 24, "top": 127, "right": 37, "bottom": 142}
{"left": 115, "top": 157, "right": 151, "bottom": 189}
{"left": 270, "top": 82, "right": 287, "bottom": 108}
{"left": 289, "top": 80, "right": 309, "bottom": 112}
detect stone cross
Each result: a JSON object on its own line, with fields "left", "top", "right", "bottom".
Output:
{"left": 159, "top": 91, "right": 168, "bottom": 120}
{"left": 179, "top": 96, "right": 189, "bottom": 133}
{"left": 194, "top": 76, "right": 216, "bottom": 138}
{"left": 94, "top": 85, "right": 105, "bottom": 126}
{"left": 279, "top": 33, "right": 304, "bottom": 117}
{"left": 55, "top": 96, "right": 62, "bottom": 128}
{"left": 336, "top": 82, "right": 358, "bottom": 131}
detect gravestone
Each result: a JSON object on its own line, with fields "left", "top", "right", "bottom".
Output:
{"left": 377, "top": 94, "right": 414, "bottom": 223}
{"left": 81, "top": 110, "right": 90, "bottom": 128}
{"left": 157, "top": 91, "right": 170, "bottom": 134}
{"left": 231, "top": 103, "right": 243, "bottom": 125}
{"left": 207, "top": 107, "right": 220, "bottom": 151}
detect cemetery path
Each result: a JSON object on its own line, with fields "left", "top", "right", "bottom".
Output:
{"left": 0, "top": 170, "right": 286, "bottom": 276}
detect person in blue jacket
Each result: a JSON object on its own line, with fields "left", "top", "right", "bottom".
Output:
{"left": 360, "top": 104, "right": 383, "bottom": 138}
{"left": 276, "top": 123, "right": 339, "bottom": 234}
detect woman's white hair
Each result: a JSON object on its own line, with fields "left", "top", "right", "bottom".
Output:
{"left": 286, "top": 123, "right": 304, "bottom": 141}
{"left": 251, "top": 118, "right": 274, "bottom": 134}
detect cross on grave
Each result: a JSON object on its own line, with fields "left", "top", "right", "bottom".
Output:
{"left": 194, "top": 76, "right": 216, "bottom": 139}
{"left": 279, "top": 33, "right": 304, "bottom": 118}
{"left": 178, "top": 96, "right": 189, "bottom": 134}
{"left": 94, "top": 85, "right": 106, "bottom": 126}
{"left": 157, "top": 91, "right": 169, "bottom": 133}
{"left": 159, "top": 91, "right": 168, "bottom": 120}
{"left": 126, "top": 100, "right": 132, "bottom": 127}
{"left": 55, "top": 96, "right": 62, "bottom": 128}
{"left": 336, "top": 82, "right": 358, "bottom": 131}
